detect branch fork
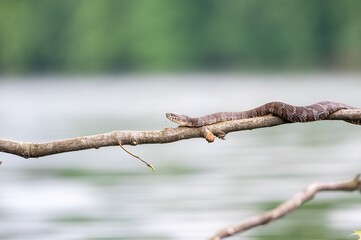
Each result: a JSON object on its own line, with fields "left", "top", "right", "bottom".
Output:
{"left": 208, "top": 174, "right": 361, "bottom": 240}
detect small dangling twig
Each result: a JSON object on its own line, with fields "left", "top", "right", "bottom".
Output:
{"left": 118, "top": 140, "right": 155, "bottom": 172}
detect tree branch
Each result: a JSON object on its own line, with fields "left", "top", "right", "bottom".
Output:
{"left": 208, "top": 174, "right": 361, "bottom": 240}
{"left": 0, "top": 109, "right": 360, "bottom": 159}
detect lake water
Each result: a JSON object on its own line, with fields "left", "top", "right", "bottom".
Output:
{"left": 0, "top": 74, "right": 360, "bottom": 240}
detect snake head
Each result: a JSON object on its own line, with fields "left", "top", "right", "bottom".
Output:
{"left": 166, "top": 113, "right": 192, "bottom": 127}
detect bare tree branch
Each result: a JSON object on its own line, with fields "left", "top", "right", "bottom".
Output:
{"left": 0, "top": 109, "right": 360, "bottom": 159}
{"left": 208, "top": 174, "right": 361, "bottom": 240}
{"left": 0, "top": 109, "right": 360, "bottom": 238}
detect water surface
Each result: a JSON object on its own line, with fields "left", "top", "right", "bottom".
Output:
{"left": 0, "top": 74, "right": 360, "bottom": 240}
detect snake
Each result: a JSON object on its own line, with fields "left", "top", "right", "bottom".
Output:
{"left": 166, "top": 101, "right": 359, "bottom": 127}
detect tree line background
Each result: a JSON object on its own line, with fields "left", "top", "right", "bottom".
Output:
{"left": 0, "top": 0, "right": 360, "bottom": 74}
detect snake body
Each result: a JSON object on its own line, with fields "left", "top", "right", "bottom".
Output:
{"left": 166, "top": 101, "right": 358, "bottom": 127}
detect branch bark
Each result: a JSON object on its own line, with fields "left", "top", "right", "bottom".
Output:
{"left": 208, "top": 174, "right": 361, "bottom": 240}
{"left": 0, "top": 109, "right": 360, "bottom": 159}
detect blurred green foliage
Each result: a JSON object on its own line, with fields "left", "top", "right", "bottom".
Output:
{"left": 0, "top": 0, "right": 360, "bottom": 73}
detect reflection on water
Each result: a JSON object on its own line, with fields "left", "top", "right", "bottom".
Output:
{"left": 0, "top": 74, "right": 360, "bottom": 240}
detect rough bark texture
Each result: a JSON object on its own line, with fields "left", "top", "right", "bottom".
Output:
{"left": 0, "top": 109, "right": 360, "bottom": 159}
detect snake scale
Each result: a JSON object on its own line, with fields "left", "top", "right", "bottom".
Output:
{"left": 166, "top": 101, "right": 360, "bottom": 127}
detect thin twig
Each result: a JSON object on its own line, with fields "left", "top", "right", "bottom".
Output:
{"left": 208, "top": 174, "right": 361, "bottom": 240}
{"left": 118, "top": 141, "right": 155, "bottom": 172}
